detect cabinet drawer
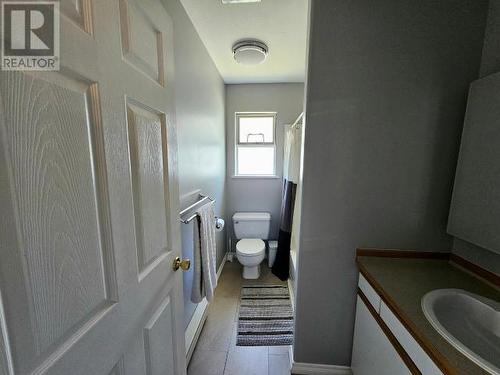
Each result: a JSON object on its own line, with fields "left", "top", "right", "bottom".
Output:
{"left": 380, "top": 301, "right": 443, "bottom": 375}
{"left": 358, "top": 273, "right": 381, "bottom": 313}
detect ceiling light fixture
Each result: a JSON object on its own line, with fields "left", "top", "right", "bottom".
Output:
{"left": 232, "top": 40, "right": 268, "bottom": 66}
{"left": 222, "top": 0, "right": 261, "bottom": 4}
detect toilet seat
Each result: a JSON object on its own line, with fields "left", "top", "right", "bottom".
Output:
{"left": 236, "top": 239, "right": 265, "bottom": 256}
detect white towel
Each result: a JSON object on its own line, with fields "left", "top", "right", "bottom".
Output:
{"left": 191, "top": 202, "right": 217, "bottom": 303}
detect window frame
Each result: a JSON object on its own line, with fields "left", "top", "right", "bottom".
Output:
{"left": 234, "top": 112, "right": 278, "bottom": 178}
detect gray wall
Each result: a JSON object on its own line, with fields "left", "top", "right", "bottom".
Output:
{"left": 294, "top": 0, "right": 488, "bottom": 366}
{"left": 225, "top": 84, "right": 304, "bottom": 245}
{"left": 163, "top": 0, "right": 226, "bottom": 329}
{"left": 451, "top": 0, "right": 500, "bottom": 276}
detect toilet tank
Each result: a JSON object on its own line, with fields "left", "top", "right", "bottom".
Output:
{"left": 232, "top": 212, "right": 271, "bottom": 239}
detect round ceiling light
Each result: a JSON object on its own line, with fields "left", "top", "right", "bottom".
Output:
{"left": 232, "top": 40, "right": 268, "bottom": 66}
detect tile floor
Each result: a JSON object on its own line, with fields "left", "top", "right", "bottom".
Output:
{"left": 187, "top": 260, "right": 292, "bottom": 375}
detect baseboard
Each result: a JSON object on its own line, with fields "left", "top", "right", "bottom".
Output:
{"left": 287, "top": 278, "right": 295, "bottom": 311}
{"left": 288, "top": 249, "right": 297, "bottom": 312}
{"left": 288, "top": 345, "right": 294, "bottom": 369}
{"left": 185, "top": 298, "right": 208, "bottom": 362}
{"left": 185, "top": 252, "right": 228, "bottom": 362}
{"left": 291, "top": 362, "right": 352, "bottom": 375}
{"left": 216, "top": 253, "right": 228, "bottom": 280}
{"left": 290, "top": 249, "right": 297, "bottom": 277}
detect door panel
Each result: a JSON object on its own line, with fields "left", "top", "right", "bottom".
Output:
{"left": 144, "top": 296, "right": 175, "bottom": 375}
{"left": 0, "top": 0, "right": 186, "bottom": 374}
{"left": 0, "top": 302, "right": 11, "bottom": 375}
{"left": 127, "top": 99, "right": 170, "bottom": 278}
{"left": 108, "top": 359, "right": 125, "bottom": 375}
{"left": 118, "top": 0, "right": 165, "bottom": 85}
{"left": 0, "top": 70, "right": 117, "bottom": 374}
{"left": 60, "top": 0, "right": 93, "bottom": 35}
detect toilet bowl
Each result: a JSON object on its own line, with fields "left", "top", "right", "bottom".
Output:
{"left": 236, "top": 239, "right": 266, "bottom": 279}
{"left": 232, "top": 212, "right": 271, "bottom": 279}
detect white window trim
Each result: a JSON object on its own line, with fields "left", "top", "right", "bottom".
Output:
{"left": 231, "top": 174, "right": 281, "bottom": 179}
{"left": 234, "top": 112, "right": 277, "bottom": 178}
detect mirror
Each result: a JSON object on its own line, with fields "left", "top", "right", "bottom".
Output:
{"left": 448, "top": 72, "right": 500, "bottom": 254}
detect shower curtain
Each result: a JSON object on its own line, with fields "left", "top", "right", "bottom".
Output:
{"left": 272, "top": 123, "right": 301, "bottom": 281}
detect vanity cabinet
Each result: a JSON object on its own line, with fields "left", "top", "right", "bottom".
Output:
{"left": 352, "top": 295, "right": 411, "bottom": 374}
{"left": 379, "top": 301, "right": 442, "bottom": 374}
{"left": 352, "top": 274, "right": 444, "bottom": 375}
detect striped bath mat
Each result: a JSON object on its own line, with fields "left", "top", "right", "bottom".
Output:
{"left": 237, "top": 285, "right": 294, "bottom": 346}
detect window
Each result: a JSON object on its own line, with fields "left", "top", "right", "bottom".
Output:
{"left": 235, "top": 113, "right": 276, "bottom": 176}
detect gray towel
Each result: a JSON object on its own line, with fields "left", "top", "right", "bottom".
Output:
{"left": 191, "top": 202, "right": 217, "bottom": 303}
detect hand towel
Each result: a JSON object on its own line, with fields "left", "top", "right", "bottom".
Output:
{"left": 191, "top": 201, "right": 217, "bottom": 303}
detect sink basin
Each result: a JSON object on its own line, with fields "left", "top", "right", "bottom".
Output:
{"left": 422, "top": 289, "right": 500, "bottom": 374}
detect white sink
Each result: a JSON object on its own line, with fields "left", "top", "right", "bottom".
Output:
{"left": 422, "top": 289, "right": 500, "bottom": 374}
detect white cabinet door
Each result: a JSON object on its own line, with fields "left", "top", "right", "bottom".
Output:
{"left": 380, "top": 301, "right": 443, "bottom": 375}
{"left": 351, "top": 296, "right": 411, "bottom": 375}
{"left": 0, "top": 0, "right": 186, "bottom": 374}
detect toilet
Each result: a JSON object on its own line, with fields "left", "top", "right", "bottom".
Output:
{"left": 232, "top": 212, "right": 271, "bottom": 279}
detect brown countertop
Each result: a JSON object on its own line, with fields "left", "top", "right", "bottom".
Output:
{"left": 356, "top": 252, "right": 500, "bottom": 375}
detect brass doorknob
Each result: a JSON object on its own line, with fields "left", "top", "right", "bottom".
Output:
{"left": 173, "top": 257, "right": 191, "bottom": 271}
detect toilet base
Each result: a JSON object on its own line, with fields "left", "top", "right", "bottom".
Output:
{"left": 243, "top": 265, "right": 260, "bottom": 279}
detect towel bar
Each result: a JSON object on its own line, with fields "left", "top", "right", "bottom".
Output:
{"left": 179, "top": 194, "right": 215, "bottom": 224}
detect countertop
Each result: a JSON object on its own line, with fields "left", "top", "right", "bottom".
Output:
{"left": 357, "top": 255, "right": 500, "bottom": 375}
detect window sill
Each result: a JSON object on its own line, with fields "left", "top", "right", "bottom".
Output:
{"left": 231, "top": 175, "right": 281, "bottom": 179}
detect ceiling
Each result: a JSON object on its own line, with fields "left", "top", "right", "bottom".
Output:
{"left": 180, "top": 0, "right": 309, "bottom": 84}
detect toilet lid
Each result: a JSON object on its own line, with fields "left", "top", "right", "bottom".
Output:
{"left": 236, "top": 239, "right": 265, "bottom": 256}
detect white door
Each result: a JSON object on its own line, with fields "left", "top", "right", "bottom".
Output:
{"left": 0, "top": 0, "right": 187, "bottom": 374}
